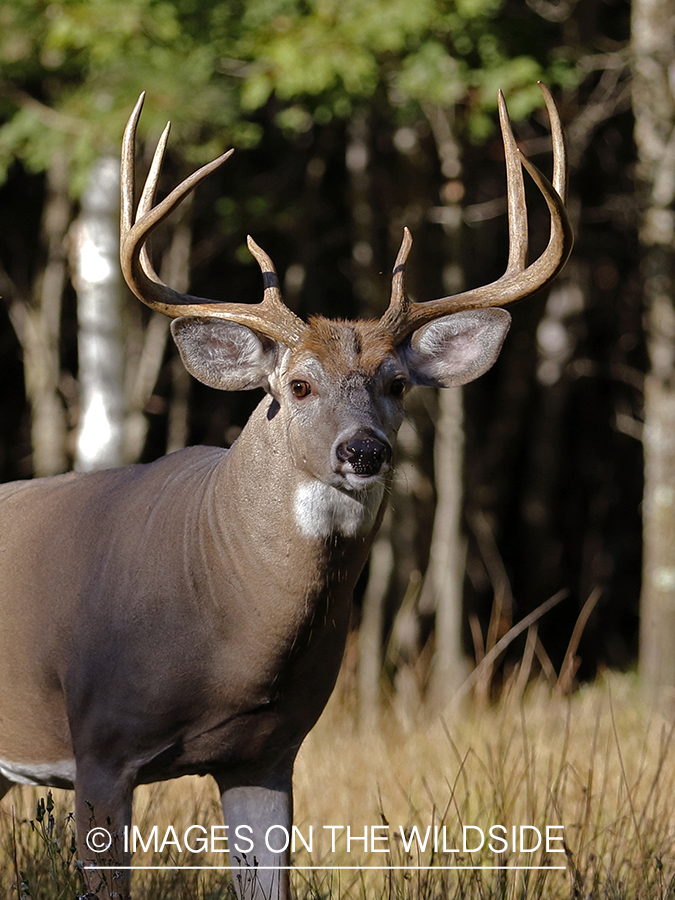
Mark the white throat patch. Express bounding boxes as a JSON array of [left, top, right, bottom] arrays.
[[294, 480, 384, 540]]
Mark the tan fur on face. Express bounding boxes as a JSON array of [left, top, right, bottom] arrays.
[[295, 317, 397, 377]]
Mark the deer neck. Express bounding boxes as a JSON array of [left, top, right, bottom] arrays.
[[208, 395, 387, 594]]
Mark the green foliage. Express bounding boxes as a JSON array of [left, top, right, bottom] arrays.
[[0, 0, 577, 190], [237, 0, 573, 135], [0, 0, 245, 187]]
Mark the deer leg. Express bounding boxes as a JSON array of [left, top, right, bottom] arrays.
[[219, 770, 293, 900], [75, 760, 133, 900]]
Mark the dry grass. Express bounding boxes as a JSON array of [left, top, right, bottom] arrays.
[[3, 672, 675, 898]]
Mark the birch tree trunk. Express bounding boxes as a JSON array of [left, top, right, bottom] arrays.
[[72, 156, 126, 472], [632, 0, 675, 696]]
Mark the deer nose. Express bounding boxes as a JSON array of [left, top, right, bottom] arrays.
[[335, 432, 392, 476]]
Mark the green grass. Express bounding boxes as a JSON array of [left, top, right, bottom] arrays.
[[3, 673, 675, 898]]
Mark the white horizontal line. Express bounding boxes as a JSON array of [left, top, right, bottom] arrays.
[[86, 865, 566, 871]]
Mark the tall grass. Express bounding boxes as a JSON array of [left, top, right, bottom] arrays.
[[2, 673, 674, 898]]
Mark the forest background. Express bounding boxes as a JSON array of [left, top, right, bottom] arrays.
[[0, 0, 672, 721]]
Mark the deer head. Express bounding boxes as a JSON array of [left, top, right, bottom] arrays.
[[120, 86, 572, 515]]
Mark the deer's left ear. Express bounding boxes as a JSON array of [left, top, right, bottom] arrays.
[[402, 309, 511, 388]]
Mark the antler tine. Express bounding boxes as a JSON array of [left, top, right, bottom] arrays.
[[120, 91, 161, 290], [137, 122, 171, 219], [131, 119, 171, 286], [245, 234, 309, 339], [120, 94, 307, 347], [380, 228, 414, 336], [538, 81, 566, 201], [392, 227, 414, 302], [378, 85, 573, 343], [247, 234, 283, 304], [499, 90, 528, 275], [120, 91, 145, 236], [515, 150, 570, 296]]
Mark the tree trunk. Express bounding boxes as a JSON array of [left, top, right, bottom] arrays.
[[72, 156, 126, 472], [351, 108, 395, 723], [424, 105, 469, 708], [641, 380, 675, 691], [428, 387, 467, 706], [358, 511, 393, 729], [346, 108, 380, 316], [632, 0, 675, 697], [22, 152, 70, 476]]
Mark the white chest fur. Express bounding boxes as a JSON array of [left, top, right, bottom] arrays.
[[294, 480, 384, 540]]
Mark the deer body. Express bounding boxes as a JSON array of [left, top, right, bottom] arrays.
[[0, 441, 366, 788], [0, 87, 572, 900], [0, 340, 396, 757]]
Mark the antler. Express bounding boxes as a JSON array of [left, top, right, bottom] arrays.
[[379, 83, 573, 343], [120, 93, 308, 346], [121, 87, 571, 350]]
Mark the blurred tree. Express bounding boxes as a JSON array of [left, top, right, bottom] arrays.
[[0, 0, 255, 472], [72, 155, 125, 471], [16, 150, 71, 476], [632, 0, 675, 697]]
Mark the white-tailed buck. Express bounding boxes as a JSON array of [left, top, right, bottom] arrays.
[[0, 85, 571, 899]]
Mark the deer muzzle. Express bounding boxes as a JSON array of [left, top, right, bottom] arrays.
[[335, 431, 393, 479]]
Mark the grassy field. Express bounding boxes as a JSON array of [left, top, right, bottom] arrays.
[[2, 672, 675, 899]]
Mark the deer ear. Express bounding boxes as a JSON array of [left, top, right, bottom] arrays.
[[403, 309, 511, 388], [171, 317, 279, 391]]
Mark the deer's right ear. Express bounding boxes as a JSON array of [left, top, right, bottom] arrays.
[[171, 317, 279, 392]]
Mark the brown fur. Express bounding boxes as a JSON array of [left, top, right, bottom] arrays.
[[296, 317, 397, 377]]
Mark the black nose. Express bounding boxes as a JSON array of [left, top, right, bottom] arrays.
[[336, 433, 392, 476]]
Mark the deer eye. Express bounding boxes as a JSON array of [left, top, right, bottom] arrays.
[[291, 380, 312, 398], [390, 377, 406, 398]]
